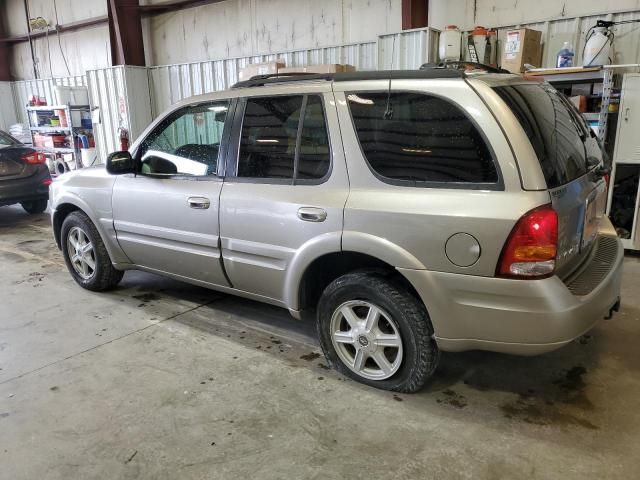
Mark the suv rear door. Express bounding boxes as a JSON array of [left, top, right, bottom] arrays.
[[492, 81, 607, 277], [218, 88, 348, 304]]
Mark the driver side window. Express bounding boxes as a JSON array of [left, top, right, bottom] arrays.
[[138, 100, 230, 176]]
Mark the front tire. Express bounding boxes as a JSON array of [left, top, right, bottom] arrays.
[[317, 271, 439, 393], [21, 199, 48, 214], [61, 211, 124, 291]]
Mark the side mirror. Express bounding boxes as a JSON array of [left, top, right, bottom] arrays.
[[106, 151, 137, 175]]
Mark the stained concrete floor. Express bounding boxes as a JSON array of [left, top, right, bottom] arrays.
[[1, 204, 639, 479]]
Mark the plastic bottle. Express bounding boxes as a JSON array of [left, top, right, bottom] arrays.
[[556, 42, 575, 68], [583, 27, 611, 66]]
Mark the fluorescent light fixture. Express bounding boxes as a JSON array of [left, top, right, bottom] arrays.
[[347, 94, 374, 105], [256, 139, 279, 143], [402, 148, 432, 154], [208, 106, 228, 112]]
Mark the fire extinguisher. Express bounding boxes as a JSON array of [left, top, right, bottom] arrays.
[[118, 127, 130, 151]]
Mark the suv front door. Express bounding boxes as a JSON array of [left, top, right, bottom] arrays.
[[112, 99, 233, 286], [219, 90, 348, 304]]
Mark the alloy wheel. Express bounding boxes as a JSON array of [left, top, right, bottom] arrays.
[[66, 226, 96, 280], [330, 300, 403, 380]]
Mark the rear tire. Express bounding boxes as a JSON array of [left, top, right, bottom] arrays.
[[317, 271, 439, 393], [21, 199, 48, 214], [61, 211, 124, 291]]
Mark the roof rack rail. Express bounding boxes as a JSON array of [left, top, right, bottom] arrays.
[[232, 72, 333, 89], [231, 68, 464, 89]]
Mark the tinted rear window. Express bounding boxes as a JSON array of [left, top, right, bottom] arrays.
[[237, 95, 330, 181], [0, 132, 17, 146], [493, 83, 587, 188], [347, 92, 498, 186]]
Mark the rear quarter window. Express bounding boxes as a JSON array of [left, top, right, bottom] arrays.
[[347, 91, 499, 187]]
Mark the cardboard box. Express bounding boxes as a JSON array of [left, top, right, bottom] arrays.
[[569, 95, 588, 113], [278, 64, 356, 74], [238, 60, 285, 81], [501, 28, 542, 73], [571, 83, 592, 96]]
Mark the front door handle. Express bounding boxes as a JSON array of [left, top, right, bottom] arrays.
[[188, 196, 211, 209], [297, 207, 327, 222]]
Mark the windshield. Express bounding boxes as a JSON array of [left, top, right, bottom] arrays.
[[493, 83, 596, 188]]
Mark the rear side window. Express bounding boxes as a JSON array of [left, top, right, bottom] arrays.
[[347, 92, 498, 186], [493, 83, 587, 188], [0, 132, 17, 146], [237, 95, 330, 182]]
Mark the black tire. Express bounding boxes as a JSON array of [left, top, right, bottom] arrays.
[[317, 271, 439, 393], [61, 211, 124, 291], [21, 199, 48, 214]]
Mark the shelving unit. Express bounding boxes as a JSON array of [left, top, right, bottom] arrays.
[[26, 104, 94, 175], [526, 67, 617, 148]]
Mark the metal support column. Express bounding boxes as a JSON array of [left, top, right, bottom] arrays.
[[0, 16, 11, 80], [402, 0, 429, 30], [108, 0, 146, 66]]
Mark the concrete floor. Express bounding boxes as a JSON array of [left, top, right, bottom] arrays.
[[1, 205, 639, 479]]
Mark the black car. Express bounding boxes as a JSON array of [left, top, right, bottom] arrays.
[[0, 130, 51, 214]]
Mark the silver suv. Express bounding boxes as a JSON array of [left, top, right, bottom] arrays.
[[50, 69, 623, 392]]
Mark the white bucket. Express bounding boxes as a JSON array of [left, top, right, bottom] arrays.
[[81, 148, 97, 168], [439, 26, 462, 61]]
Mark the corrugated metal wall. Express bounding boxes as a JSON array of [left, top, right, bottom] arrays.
[[4, 29, 426, 160], [10, 76, 87, 125], [148, 40, 378, 117], [378, 28, 439, 70], [148, 29, 437, 117], [488, 11, 640, 68], [87, 66, 152, 163]]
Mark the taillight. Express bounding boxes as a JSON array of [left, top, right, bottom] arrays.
[[22, 152, 47, 165], [497, 205, 558, 279], [42, 178, 52, 186]]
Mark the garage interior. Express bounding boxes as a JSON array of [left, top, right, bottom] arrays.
[[1, 1, 640, 478]]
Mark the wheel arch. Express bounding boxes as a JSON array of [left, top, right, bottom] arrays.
[[284, 231, 426, 314], [292, 250, 425, 317], [52, 194, 130, 264], [53, 202, 81, 248]]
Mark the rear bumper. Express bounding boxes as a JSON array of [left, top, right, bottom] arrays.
[[399, 225, 624, 355], [0, 167, 50, 207]]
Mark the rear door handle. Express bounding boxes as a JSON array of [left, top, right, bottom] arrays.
[[297, 207, 327, 222], [188, 196, 211, 209]]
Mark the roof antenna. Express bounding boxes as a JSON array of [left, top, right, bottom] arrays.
[[384, 35, 396, 120]]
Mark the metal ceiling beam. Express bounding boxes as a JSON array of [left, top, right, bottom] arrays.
[[402, 0, 429, 30], [108, 0, 145, 66], [138, 0, 227, 16], [0, 16, 109, 45]]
